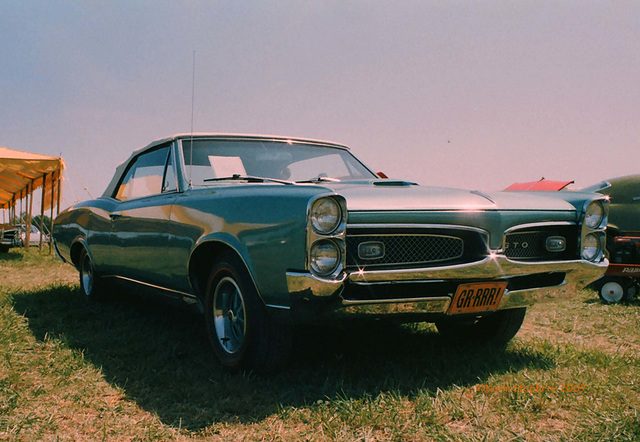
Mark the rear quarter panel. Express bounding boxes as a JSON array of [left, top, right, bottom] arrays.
[[53, 199, 115, 267]]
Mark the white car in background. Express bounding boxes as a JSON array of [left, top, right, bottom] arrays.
[[20, 224, 49, 247]]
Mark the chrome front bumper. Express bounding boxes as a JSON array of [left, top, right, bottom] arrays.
[[286, 255, 608, 316]]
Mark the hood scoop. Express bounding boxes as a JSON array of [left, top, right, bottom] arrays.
[[373, 180, 417, 187]]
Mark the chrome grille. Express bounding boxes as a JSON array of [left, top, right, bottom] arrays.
[[504, 231, 548, 259], [346, 234, 464, 268], [1, 229, 17, 240], [504, 225, 578, 261]]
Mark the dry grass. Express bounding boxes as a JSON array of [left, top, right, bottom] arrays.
[[1, 248, 639, 440]]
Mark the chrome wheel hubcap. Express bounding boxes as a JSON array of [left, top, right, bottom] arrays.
[[213, 276, 246, 354], [81, 255, 94, 295]]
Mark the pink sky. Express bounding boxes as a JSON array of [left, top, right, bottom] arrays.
[[1, 1, 638, 208]]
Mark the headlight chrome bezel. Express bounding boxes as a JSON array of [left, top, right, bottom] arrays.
[[306, 195, 347, 278], [309, 239, 342, 276], [584, 200, 605, 229], [581, 232, 603, 261], [580, 197, 608, 263], [310, 197, 342, 235]]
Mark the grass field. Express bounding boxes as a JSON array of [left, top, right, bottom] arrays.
[[1, 249, 638, 441]]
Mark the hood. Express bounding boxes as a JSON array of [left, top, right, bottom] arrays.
[[324, 181, 577, 212]]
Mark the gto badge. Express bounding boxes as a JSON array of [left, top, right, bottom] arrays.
[[546, 236, 566, 252], [505, 241, 528, 250], [358, 241, 385, 260]]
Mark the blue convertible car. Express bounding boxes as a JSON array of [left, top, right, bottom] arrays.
[[53, 134, 608, 372]]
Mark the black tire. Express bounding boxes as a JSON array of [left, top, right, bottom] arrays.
[[435, 307, 527, 345], [204, 252, 291, 373], [0, 245, 9, 253], [78, 248, 109, 301], [597, 277, 636, 304]]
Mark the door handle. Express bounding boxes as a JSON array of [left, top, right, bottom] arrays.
[[109, 213, 123, 220]]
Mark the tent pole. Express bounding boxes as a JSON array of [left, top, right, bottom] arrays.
[[26, 180, 34, 249], [23, 184, 29, 249], [56, 166, 62, 215], [39, 173, 46, 252], [49, 170, 55, 254]]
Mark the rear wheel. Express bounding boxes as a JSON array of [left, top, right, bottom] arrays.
[[204, 253, 291, 373], [435, 307, 527, 345], [78, 248, 109, 300]]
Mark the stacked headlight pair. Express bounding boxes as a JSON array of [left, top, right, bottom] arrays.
[[580, 199, 608, 261], [307, 196, 347, 277]]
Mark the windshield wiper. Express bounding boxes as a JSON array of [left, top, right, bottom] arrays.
[[203, 174, 294, 185], [295, 176, 342, 184]]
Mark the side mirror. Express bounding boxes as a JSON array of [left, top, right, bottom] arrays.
[[376, 171, 389, 179]]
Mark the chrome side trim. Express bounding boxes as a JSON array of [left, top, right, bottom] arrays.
[[265, 304, 291, 310], [103, 275, 197, 299]]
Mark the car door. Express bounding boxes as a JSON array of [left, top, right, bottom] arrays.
[[108, 142, 181, 289]]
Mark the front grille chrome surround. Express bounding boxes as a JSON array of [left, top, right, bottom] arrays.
[[504, 224, 579, 262], [345, 225, 489, 270], [347, 234, 463, 268]]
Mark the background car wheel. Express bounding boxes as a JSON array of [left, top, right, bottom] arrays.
[[204, 253, 291, 373], [0, 245, 9, 253], [598, 277, 636, 304], [78, 248, 109, 300], [435, 307, 527, 345], [626, 281, 639, 301]]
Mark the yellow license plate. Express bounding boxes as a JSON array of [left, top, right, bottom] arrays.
[[448, 282, 507, 315]]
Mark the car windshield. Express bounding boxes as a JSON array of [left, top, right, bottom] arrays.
[[181, 139, 377, 187]]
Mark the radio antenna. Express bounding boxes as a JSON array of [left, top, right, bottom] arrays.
[[188, 50, 196, 189]]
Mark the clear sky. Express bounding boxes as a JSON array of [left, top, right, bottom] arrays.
[[1, 1, 639, 208]]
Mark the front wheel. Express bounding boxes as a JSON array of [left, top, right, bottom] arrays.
[[435, 307, 527, 345], [204, 253, 291, 373]]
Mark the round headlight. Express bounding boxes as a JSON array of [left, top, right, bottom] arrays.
[[309, 240, 341, 275], [310, 197, 342, 234], [581, 233, 602, 261], [585, 201, 605, 229]]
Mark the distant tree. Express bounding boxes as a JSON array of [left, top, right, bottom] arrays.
[[10, 212, 52, 235], [32, 215, 52, 235]]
